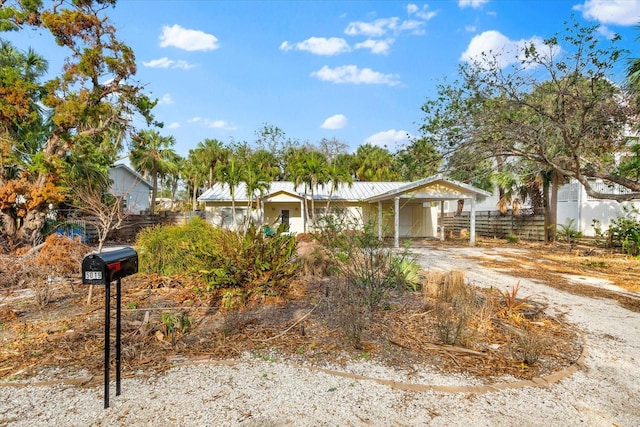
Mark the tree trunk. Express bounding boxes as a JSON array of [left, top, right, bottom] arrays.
[[192, 181, 198, 211], [455, 199, 464, 216], [549, 172, 559, 242], [19, 210, 46, 246], [0, 211, 17, 248], [543, 177, 551, 243]]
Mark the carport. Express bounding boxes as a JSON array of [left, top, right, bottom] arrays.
[[365, 175, 492, 247]]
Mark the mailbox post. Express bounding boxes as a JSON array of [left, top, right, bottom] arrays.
[[82, 247, 138, 409]]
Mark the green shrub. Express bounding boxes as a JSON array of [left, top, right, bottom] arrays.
[[608, 205, 640, 256], [593, 206, 640, 256], [556, 218, 583, 244], [316, 215, 398, 311], [506, 233, 519, 243], [136, 217, 299, 296]]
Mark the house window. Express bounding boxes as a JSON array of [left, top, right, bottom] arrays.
[[558, 183, 579, 202], [220, 207, 247, 227]]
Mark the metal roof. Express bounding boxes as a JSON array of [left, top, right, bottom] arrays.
[[197, 177, 492, 203], [198, 181, 406, 202]]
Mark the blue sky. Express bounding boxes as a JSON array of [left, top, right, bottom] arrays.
[[6, 0, 640, 157]]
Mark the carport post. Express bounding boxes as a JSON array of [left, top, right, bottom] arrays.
[[394, 197, 400, 248], [378, 201, 383, 240], [470, 197, 476, 246], [440, 201, 445, 241]]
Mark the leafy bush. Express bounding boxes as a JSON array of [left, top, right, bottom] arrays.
[[608, 205, 640, 256], [592, 206, 640, 256], [136, 217, 299, 297], [315, 215, 399, 311], [506, 233, 519, 243], [556, 218, 583, 244]]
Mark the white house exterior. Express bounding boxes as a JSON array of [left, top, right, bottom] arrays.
[[556, 181, 640, 236], [449, 179, 640, 237], [108, 164, 152, 214], [198, 176, 491, 246]]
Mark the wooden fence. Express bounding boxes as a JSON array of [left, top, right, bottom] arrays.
[[107, 211, 203, 242], [443, 211, 546, 241]]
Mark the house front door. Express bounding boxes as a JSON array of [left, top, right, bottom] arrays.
[[281, 209, 290, 231]]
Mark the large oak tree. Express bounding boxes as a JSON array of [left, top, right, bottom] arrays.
[[421, 20, 639, 206], [0, 0, 157, 248]]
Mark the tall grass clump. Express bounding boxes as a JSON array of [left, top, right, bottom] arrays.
[[136, 217, 299, 297]]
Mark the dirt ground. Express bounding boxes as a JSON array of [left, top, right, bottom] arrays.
[[1, 237, 638, 387]]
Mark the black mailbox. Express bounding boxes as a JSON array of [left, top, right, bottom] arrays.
[[82, 247, 138, 285]]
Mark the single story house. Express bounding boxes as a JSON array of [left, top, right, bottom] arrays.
[[197, 175, 491, 246], [109, 164, 152, 214]]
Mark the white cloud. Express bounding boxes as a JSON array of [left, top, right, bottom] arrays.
[[159, 24, 219, 51], [365, 129, 412, 150], [574, 0, 640, 26], [206, 119, 237, 130], [280, 37, 350, 55], [407, 4, 437, 21], [142, 57, 195, 69], [167, 122, 180, 129], [354, 39, 393, 55], [321, 114, 347, 130], [459, 0, 490, 8], [157, 93, 174, 105], [460, 30, 551, 69], [311, 65, 401, 86], [465, 25, 477, 32], [187, 117, 202, 123], [597, 25, 618, 39], [345, 18, 399, 37]]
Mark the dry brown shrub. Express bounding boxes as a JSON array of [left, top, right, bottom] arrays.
[[423, 269, 467, 304], [295, 233, 314, 243], [510, 327, 545, 365], [35, 234, 90, 277], [422, 270, 445, 302], [300, 247, 332, 278]]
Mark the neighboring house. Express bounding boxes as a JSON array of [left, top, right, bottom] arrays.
[[556, 180, 640, 236], [198, 175, 491, 246], [108, 164, 152, 214], [449, 179, 640, 237]]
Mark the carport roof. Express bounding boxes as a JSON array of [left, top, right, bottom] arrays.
[[364, 175, 491, 203]]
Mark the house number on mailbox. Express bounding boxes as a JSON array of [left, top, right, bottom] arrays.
[[85, 271, 103, 281]]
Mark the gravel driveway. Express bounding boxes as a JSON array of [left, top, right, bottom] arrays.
[[2, 245, 639, 426]]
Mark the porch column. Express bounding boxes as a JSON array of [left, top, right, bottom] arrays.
[[470, 197, 476, 246], [394, 197, 400, 248], [260, 199, 265, 226], [378, 201, 383, 240], [440, 201, 445, 241], [301, 199, 306, 233]]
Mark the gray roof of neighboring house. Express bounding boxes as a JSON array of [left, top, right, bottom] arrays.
[[109, 163, 153, 189], [198, 176, 491, 203]]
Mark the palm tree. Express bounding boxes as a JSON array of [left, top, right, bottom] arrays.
[[161, 151, 183, 210], [217, 151, 243, 230], [129, 129, 177, 214], [243, 151, 272, 230], [184, 148, 207, 211], [287, 149, 329, 227], [196, 138, 226, 188], [353, 143, 400, 181], [324, 158, 353, 216]]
